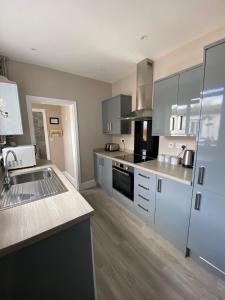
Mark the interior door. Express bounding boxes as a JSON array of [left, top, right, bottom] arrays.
[[188, 187, 225, 279], [32, 111, 47, 160], [194, 41, 225, 196]]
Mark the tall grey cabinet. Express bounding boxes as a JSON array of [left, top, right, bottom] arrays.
[[152, 65, 202, 136], [102, 95, 132, 134], [188, 39, 225, 280]]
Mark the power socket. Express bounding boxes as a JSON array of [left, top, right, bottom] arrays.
[[168, 142, 174, 149], [175, 143, 186, 149]]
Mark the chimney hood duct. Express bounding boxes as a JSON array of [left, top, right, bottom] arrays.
[[122, 58, 153, 121]]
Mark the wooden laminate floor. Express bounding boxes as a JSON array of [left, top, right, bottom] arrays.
[[81, 187, 225, 300]]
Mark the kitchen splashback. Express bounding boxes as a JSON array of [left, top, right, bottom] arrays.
[[112, 134, 196, 156]]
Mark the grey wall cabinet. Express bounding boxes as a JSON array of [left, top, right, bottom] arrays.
[[95, 154, 112, 196], [188, 39, 225, 280], [134, 168, 156, 225], [177, 65, 203, 136], [102, 95, 132, 134], [152, 65, 202, 136], [155, 177, 192, 253], [0, 81, 23, 135], [152, 75, 179, 136]]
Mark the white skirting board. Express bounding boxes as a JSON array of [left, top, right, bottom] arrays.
[[63, 171, 96, 190], [63, 171, 77, 188], [79, 179, 96, 191]]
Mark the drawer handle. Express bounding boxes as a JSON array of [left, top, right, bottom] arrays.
[[194, 193, 201, 210], [138, 173, 150, 179], [138, 194, 150, 202], [197, 166, 205, 185], [138, 204, 149, 212], [138, 184, 149, 191]]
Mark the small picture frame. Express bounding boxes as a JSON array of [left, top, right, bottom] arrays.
[[49, 117, 59, 125]]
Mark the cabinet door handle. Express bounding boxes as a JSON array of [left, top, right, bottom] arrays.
[[138, 204, 149, 212], [107, 122, 110, 132], [157, 178, 162, 193], [110, 122, 112, 132], [194, 193, 201, 210], [197, 166, 205, 185], [138, 184, 149, 191], [179, 115, 183, 131], [170, 116, 175, 132]]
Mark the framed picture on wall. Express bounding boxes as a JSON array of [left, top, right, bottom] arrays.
[[49, 117, 59, 125]]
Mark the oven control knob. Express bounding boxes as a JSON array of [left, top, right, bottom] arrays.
[[125, 166, 129, 171]]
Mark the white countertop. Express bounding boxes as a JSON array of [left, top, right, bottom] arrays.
[[94, 150, 193, 186], [0, 163, 94, 257]]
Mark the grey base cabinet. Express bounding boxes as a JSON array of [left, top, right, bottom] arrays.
[[134, 168, 156, 225], [155, 177, 192, 253], [94, 154, 112, 196], [0, 219, 95, 300], [188, 187, 225, 280]]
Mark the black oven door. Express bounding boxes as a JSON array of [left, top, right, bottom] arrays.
[[112, 167, 134, 201]]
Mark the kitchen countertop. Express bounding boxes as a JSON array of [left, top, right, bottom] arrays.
[[0, 163, 94, 258], [94, 150, 193, 186]]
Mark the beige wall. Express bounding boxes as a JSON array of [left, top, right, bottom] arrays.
[[112, 26, 225, 154], [32, 103, 65, 171], [61, 106, 74, 178], [8, 60, 112, 182]]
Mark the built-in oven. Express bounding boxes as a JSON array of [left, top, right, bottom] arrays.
[[112, 161, 134, 201]]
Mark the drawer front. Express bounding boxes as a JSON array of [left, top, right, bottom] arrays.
[[134, 169, 156, 193], [134, 169, 156, 224], [134, 188, 155, 212]]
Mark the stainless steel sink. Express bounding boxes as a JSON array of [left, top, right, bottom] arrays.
[[0, 168, 68, 210], [10, 168, 52, 185]]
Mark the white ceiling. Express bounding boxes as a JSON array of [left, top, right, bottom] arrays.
[[1, 0, 225, 83]]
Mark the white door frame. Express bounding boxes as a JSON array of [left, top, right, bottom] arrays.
[[26, 95, 81, 190], [32, 108, 51, 160]]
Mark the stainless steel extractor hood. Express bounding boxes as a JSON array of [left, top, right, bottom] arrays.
[[122, 58, 153, 121]]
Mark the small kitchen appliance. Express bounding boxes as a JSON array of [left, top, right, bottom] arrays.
[[2, 145, 36, 169], [182, 150, 195, 168], [105, 143, 119, 152]]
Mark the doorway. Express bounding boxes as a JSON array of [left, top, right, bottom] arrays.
[[26, 96, 81, 190], [32, 108, 50, 160]]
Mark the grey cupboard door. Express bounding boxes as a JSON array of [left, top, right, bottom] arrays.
[[95, 155, 103, 186], [188, 187, 225, 280], [194, 41, 225, 196], [152, 75, 179, 136], [177, 65, 203, 136], [102, 157, 112, 196], [155, 177, 192, 253], [108, 96, 121, 134], [102, 100, 110, 133]]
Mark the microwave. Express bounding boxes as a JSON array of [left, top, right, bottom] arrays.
[[2, 145, 36, 170]]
